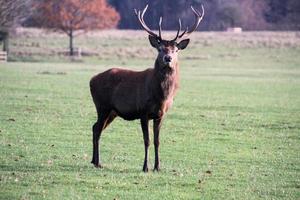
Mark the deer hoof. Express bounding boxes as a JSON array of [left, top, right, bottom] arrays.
[[143, 166, 149, 172], [153, 166, 160, 172], [91, 161, 103, 168], [94, 164, 103, 168]]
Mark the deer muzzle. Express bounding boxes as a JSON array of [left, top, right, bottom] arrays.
[[163, 55, 172, 64]]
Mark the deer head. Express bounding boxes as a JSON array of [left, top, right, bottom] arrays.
[[135, 5, 204, 70]]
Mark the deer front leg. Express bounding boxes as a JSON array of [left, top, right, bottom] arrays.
[[153, 118, 163, 171], [140, 116, 150, 172]]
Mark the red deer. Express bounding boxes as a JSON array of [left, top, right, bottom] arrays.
[[90, 5, 204, 172]]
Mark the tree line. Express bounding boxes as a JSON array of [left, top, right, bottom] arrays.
[[1, 0, 299, 32], [109, 0, 300, 31]]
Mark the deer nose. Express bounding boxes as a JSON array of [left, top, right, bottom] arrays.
[[163, 55, 172, 63]]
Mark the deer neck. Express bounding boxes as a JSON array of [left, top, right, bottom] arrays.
[[152, 60, 179, 100]]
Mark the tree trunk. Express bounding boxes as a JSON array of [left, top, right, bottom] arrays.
[[69, 29, 74, 56], [3, 33, 9, 54]]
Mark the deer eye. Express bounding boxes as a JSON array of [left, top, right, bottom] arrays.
[[158, 46, 164, 52]]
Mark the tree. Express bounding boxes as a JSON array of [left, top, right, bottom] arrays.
[[265, 0, 300, 30], [215, 5, 243, 30], [0, 0, 31, 53], [35, 0, 120, 56], [265, 0, 287, 24], [285, 0, 300, 30], [239, 0, 269, 30]]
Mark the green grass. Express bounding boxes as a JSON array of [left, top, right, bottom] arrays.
[[0, 30, 300, 199]]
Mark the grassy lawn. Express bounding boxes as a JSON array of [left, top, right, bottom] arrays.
[[0, 30, 300, 199]]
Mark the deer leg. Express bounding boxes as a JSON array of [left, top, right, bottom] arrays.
[[153, 118, 163, 171], [141, 116, 150, 172], [103, 111, 117, 130], [91, 111, 109, 168]]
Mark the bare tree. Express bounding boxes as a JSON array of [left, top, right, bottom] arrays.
[[0, 0, 31, 52]]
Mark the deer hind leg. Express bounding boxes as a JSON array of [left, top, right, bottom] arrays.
[[91, 110, 110, 168], [103, 111, 117, 130]]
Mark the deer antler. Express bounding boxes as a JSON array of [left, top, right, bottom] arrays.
[[135, 4, 162, 40], [135, 4, 204, 42], [158, 16, 162, 39], [171, 18, 182, 42], [173, 4, 205, 41]]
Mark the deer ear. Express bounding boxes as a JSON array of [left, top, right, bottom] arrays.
[[177, 39, 190, 50], [148, 35, 160, 49]]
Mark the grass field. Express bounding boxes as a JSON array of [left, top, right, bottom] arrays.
[[1, 30, 300, 199]]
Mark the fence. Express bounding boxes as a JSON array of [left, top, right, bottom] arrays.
[[0, 51, 7, 62]]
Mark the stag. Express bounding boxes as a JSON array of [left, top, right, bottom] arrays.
[[90, 5, 204, 172]]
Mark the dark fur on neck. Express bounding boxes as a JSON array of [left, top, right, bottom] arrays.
[[152, 60, 179, 100]]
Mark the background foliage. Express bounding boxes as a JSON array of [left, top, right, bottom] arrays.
[[108, 0, 300, 30], [1, 0, 300, 31]]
